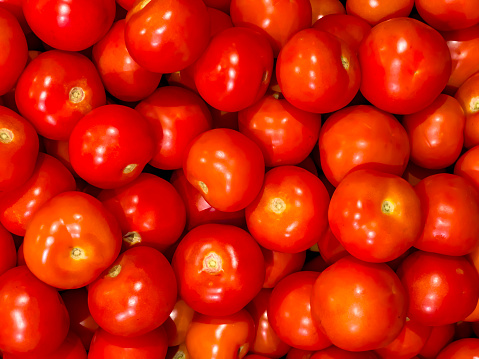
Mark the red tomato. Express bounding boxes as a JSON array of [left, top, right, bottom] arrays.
[[15, 50, 106, 140], [172, 224, 265, 316], [268, 271, 331, 351], [261, 246, 306, 288], [88, 246, 177, 337], [455, 146, 479, 191], [0, 0, 29, 33], [0, 106, 39, 192], [246, 166, 330, 253], [208, 7, 234, 36], [418, 324, 455, 359], [0, 266, 70, 355], [318, 105, 410, 187], [0, 223, 16, 276], [135, 86, 213, 170], [23, 191, 122, 289], [311, 347, 379, 358], [286, 348, 316, 359], [276, 29, 360, 114], [22, 0, 115, 51], [0, 153, 76, 236], [436, 338, 479, 358], [88, 326, 168, 359], [163, 299, 195, 347], [310, 256, 407, 351], [92, 19, 162, 102], [414, 173, 479, 256], [455, 72, 479, 148], [124, 0, 210, 73], [0, 8, 27, 96], [194, 27, 274, 112], [401, 161, 444, 187], [183, 128, 265, 212], [68, 105, 154, 189], [316, 226, 348, 265], [310, 0, 345, 23], [42, 138, 77, 175], [358, 18, 451, 114], [346, 0, 413, 26], [416, 0, 479, 31]]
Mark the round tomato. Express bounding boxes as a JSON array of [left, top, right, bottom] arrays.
[[310, 0, 345, 23], [418, 324, 455, 359], [455, 72, 479, 148], [415, 0, 479, 31], [454, 146, 479, 190], [436, 338, 479, 358], [346, 0, 413, 25], [311, 347, 378, 358], [261, 246, 306, 289], [163, 299, 195, 347]]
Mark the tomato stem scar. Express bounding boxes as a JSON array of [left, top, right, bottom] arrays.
[[198, 181, 208, 194], [69, 87, 85, 104], [0, 128, 13, 143], [123, 231, 142, 245], [470, 97, 479, 113], [123, 163, 138, 174], [341, 56, 350, 70], [270, 198, 286, 214], [201, 252, 223, 275], [381, 200, 395, 214], [71, 247, 86, 260], [108, 265, 122, 278]]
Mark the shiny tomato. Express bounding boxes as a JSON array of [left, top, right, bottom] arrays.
[[125, 0, 210, 73], [92, 19, 162, 102], [0, 223, 16, 276], [88, 246, 177, 337], [416, 0, 479, 31], [310, 256, 407, 351], [310, 0, 345, 23], [0, 266, 70, 355], [358, 18, 451, 114], [346, 0, 413, 25], [68, 105, 154, 189], [135, 86, 213, 170], [418, 324, 455, 359], [0, 106, 39, 192], [436, 338, 479, 358], [172, 224, 265, 316], [276, 29, 360, 114], [15, 50, 106, 140], [23, 191, 122, 289], [163, 299, 195, 347], [311, 347, 379, 358], [261, 246, 306, 288], [183, 128, 265, 212], [318, 105, 410, 187], [246, 166, 330, 253], [455, 146, 479, 190], [22, 0, 115, 51]]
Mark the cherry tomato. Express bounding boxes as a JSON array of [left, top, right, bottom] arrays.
[[346, 0, 414, 26], [163, 299, 195, 347], [418, 324, 455, 359], [455, 146, 479, 191], [261, 246, 306, 288], [311, 347, 379, 358], [0, 223, 16, 276], [23, 191, 122, 289], [415, 0, 479, 32], [310, 0, 345, 23], [436, 338, 479, 358]]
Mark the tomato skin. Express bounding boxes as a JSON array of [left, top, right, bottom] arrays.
[[23, 191, 122, 289], [436, 338, 479, 358], [397, 251, 479, 326], [92, 19, 162, 103], [88, 246, 177, 337], [183, 128, 265, 212], [163, 299, 195, 347], [358, 18, 451, 115], [15, 50, 106, 141], [318, 105, 410, 187], [416, 0, 479, 32], [418, 324, 455, 359], [208, 7, 233, 36], [316, 226, 348, 265], [135, 86, 213, 170], [310, 0, 345, 23], [88, 326, 168, 359], [172, 224, 265, 316], [261, 246, 306, 288], [311, 347, 379, 358], [22, 0, 115, 51], [0, 106, 39, 192], [310, 256, 407, 351], [69, 105, 155, 189], [0, 153, 76, 236], [0, 266, 70, 355], [246, 166, 330, 253], [414, 173, 479, 256], [0, 8, 27, 96], [455, 72, 479, 148], [0, 223, 16, 276], [454, 146, 479, 191], [346, 0, 413, 26]]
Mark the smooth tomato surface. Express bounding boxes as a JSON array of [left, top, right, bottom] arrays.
[[454, 145, 479, 190], [346, 0, 413, 25], [261, 247, 306, 289], [163, 299, 195, 347], [415, 0, 479, 31]]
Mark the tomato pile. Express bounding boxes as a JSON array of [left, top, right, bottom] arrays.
[[2, 0, 479, 358]]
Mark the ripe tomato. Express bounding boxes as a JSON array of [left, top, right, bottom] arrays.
[[0, 266, 70, 355], [318, 105, 410, 187], [208, 7, 234, 36], [415, 0, 479, 31], [276, 29, 360, 114], [163, 299, 195, 347], [286, 348, 316, 359], [454, 146, 479, 190], [183, 128, 265, 212], [455, 72, 479, 148], [418, 324, 455, 359], [172, 224, 265, 316], [261, 246, 306, 288], [23, 191, 122, 289], [310, 256, 407, 351], [246, 166, 330, 253], [436, 338, 479, 358], [310, 0, 345, 23], [69, 105, 155, 189], [358, 18, 451, 114], [88, 246, 177, 337], [15, 50, 106, 141], [316, 226, 348, 265], [0, 223, 16, 276], [345, 0, 414, 26], [311, 347, 378, 358]]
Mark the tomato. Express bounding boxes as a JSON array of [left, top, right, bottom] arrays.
[[183, 128, 265, 212], [15, 50, 106, 140], [0, 8, 27, 96], [88, 246, 177, 337], [124, 0, 210, 73], [208, 7, 234, 36], [318, 105, 410, 187], [286, 348, 315, 359], [92, 19, 162, 102], [328, 169, 422, 262], [310, 0, 345, 23], [316, 226, 348, 265], [88, 326, 168, 359], [436, 338, 479, 358], [185, 310, 255, 359], [268, 271, 331, 351], [455, 72, 479, 148], [23, 191, 122, 289], [230, 0, 312, 56], [416, 0, 479, 32], [194, 27, 274, 112], [0, 106, 39, 192], [135, 86, 213, 170], [418, 324, 455, 359], [69, 105, 154, 189], [276, 29, 360, 114], [414, 173, 479, 256], [358, 18, 451, 114], [246, 166, 330, 253], [0, 266, 70, 355], [261, 246, 306, 288], [22, 0, 115, 51], [238, 94, 321, 167], [454, 146, 479, 190], [346, 0, 413, 26], [401, 161, 444, 187], [0, 0, 29, 33], [172, 224, 265, 316], [310, 256, 407, 351], [0, 223, 16, 276], [163, 299, 195, 347], [311, 347, 379, 358]]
